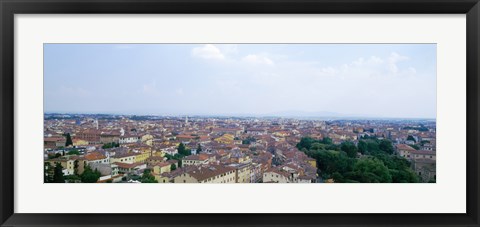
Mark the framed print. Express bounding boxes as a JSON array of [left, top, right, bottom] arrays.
[[1, 0, 479, 226]]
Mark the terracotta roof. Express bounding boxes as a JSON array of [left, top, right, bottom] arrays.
[[396, 144, 416, 151], [44, 137, 65, 142], [186, 165, 235, 182], [84, 152, 106, 161]]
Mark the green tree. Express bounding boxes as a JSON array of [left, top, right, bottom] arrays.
[[242, 136, 257, 145], [65, 133, 73, 147], [73, 160, 79, 175], [48, 153, 62, 159], [358, 140, 368, 154], [170, 164, 177, 171], [53, 162, 65, 183], [197, 144, 202, 154], [409, 144, 420, 150], [296, 137, 316, 150], [341, 141, 358, 158], [44, 162, 54, 183], [64, 174, 81, 183], [321, 137, 333, 145], [331, 172, 345, 183], [140, 169, 158, 183], [67, 149, 80, 155], [350, 158, 392, 183], [379, 140, 395, 154], [102, 142, 120, 149], [407, 135, 416, 142], [81, 165, 101, 183], [177, 143, 190, 156]]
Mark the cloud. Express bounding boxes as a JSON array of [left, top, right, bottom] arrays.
[[242, 54, 274, 65], [191, 44, 225, 60], [337, 52, 415, 78], [387, 52, 409, 73], [352, 56, 384, 66], [218, 44, 238, 54]]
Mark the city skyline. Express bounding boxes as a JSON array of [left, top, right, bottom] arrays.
[[44, 44, 436, 118]]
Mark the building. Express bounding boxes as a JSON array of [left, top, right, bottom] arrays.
[[84, 151, 109, 165], [100, 131, 120, 144], [173, 165, 236, 183], [45, 157, 76, 175], [110, 153, 136, 164], [395, 144, 417, 159], [182, 154, 214, 166], [114, 162, 147, 174], [263, 169, 290, 183], [44, 137, 66, 150], [228, 163, 253, 183], [119, 134, 141, 144], [76, 129, 101, 144]]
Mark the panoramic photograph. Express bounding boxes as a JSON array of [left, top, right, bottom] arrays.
[[43, 44, 436, 183]]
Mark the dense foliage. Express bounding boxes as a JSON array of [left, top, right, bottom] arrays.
[[102, 142, 120, 149], [81, 165, 101, 183], [197, 144, 202, 154], [242, 136, 257, 145], [140, 169, 158, 183], [297, 137, 418, 183], [177, 143, 191, 156], [53, 163, 65, 183], [67, 149, 80, 155], [65, 133, 73, 147]]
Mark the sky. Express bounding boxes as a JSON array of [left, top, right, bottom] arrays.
[[44, 44, 436, 119]]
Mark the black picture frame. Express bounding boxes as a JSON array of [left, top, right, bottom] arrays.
[[1, 0, 479, 226]]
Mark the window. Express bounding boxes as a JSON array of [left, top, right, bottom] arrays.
[[183, 180, 186, 183]]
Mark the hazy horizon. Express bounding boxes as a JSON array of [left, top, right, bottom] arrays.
[[44, 44, 436, 119]]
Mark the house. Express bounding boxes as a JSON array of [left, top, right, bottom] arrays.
[[395, 144, 417, 159], [152, 162, 172, 175], [154, 167, 184, 183], [99, 131, 120, 144], [147, 156, 166, 166], [44, 137, 66, 150], [114, 162, 147, 174], [110, 153, 136, 164], [173, 165, 236, 183], [75, 129, 101, 144], [263, 168, 291, 183], [72, 138, 89, 147], [228, 163, 253, 183], [410, 150, 436, 161], [84, 151, 109, 165], [214, 134, 235, 144], [119, 133, 141, 144], [45, 157, 76, 175], [89, 162, 120, 182], [182, 154, 215, 166], [412, 159, 436, 182]]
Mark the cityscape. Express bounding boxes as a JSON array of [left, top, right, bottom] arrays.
[[44, 114, 436, 183], [44, 44, 436, 183]]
